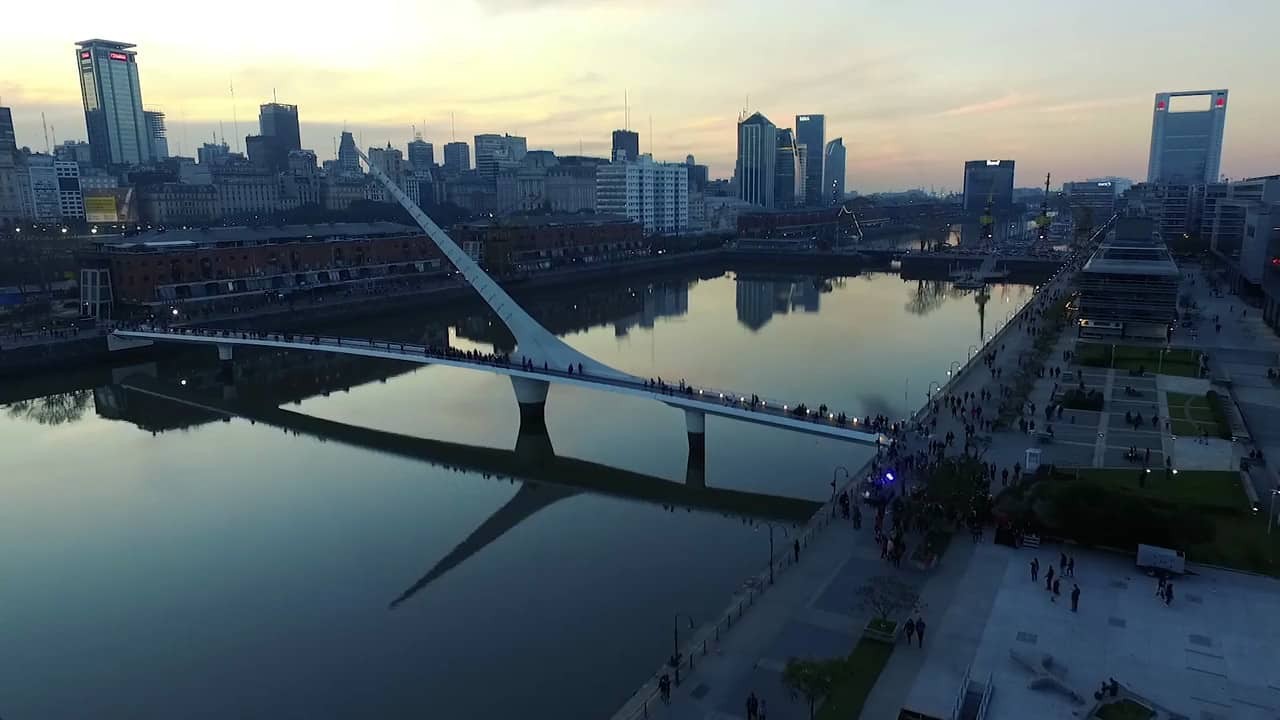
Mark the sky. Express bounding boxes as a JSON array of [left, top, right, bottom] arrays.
[[2, 0, 1278, 192]]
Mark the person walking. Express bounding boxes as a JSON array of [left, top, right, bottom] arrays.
[[1164, 581, 1174, 606], [746, 691, 759, 720], [759, 699, 767, 720], [1031, 557, 1040, 582], [1071, 584, 1080, 612], [904, 618, 916, 646], [1060, 552, 1067, 570], [793, 539, 800, 564], [1066, 556, 1075, 577], [1052, 577, 1061, 602], [1045, 564, 1055, 591], [915, 616, 927, 648]]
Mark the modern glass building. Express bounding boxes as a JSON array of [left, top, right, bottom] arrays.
[[795, 114, 824, 206], [443, 141, 470, 174], [1078, 240, 1180, 339], [736, 112, 777, 208], [76, 39, 152, 167], [823, 138, 846, 206], [962, 160, 1015, 213], [773, 129, 798, 208], [611, 129, 639, 162], [144, 110, 168, 160], [1147, 90, 1228, 185]]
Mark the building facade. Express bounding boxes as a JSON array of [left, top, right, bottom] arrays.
[[823, 138, 846, 205], [407, 137, 434, 171], [1147, 89, 1228, 185], [76, 39, 152, 167], [26, 157, 62, 222], [137, 183, 217, 223], [611, 129, 639, 162], [596, 155, 689, 235], [1064, 181, 1117, 223], [474, 134, 527, 186], [452, 215, 643, 274], [737, 112, 777, 209], [337, 131, 361, 176], [962, 160, 1015, 213], [443, 141, 470, 173], [144, 110, 168, 160], [212, 165, 280, 218], [795, 114, 824, 207], [774, 129, 798, 209]]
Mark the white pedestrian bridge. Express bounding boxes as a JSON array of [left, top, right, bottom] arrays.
[[110, 326, 886, 455]]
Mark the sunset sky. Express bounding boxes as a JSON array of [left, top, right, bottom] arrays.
[[3, 0, 1278, 192]]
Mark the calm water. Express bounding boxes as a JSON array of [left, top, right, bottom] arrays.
[[0, 269, 1030, 719]]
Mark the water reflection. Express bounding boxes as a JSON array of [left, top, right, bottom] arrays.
[[733, 275, 830, 331], [3, 389, 92, 425]]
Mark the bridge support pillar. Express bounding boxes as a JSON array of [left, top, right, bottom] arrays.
[[216, 344, 234, 362], [511, 376, 549, 433], [216, 343, 235, 382], [685, 409, 706, 470]]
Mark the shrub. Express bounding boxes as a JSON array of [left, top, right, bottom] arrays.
[[1060, 388, 1105, 411], [1035, 479, 1214, 551], [1204, 390, 1232, 440]]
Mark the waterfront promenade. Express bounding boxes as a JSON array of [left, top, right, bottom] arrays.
[[612, 257, 1083, 720]]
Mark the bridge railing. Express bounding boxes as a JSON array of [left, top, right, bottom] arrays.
[[118, 325, 885, 438]]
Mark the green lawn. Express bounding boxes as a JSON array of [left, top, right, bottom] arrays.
[[1095, 698, 1156, 720], [1166, 391, 1227, 439], [1191, 511, 1280, 577], [817, 640, 895, 720], [1067, 469, 1247, 512], [1076, 343, 1202, 377]]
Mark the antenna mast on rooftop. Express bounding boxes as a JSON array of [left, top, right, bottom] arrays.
[[229, 79, 241, 152], [41, 113, 49, 153]]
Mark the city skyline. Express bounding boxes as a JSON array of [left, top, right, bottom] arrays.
[[2, 0, 1279, 191]]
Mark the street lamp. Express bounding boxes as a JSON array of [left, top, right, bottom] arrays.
[[832, 465, 850, 516], [968, 344, 980, 360], [949, 360, 962, 378], [1269, 488, 1280, 536], [756, 521, 791, 584], [671, 613, 695, 686]]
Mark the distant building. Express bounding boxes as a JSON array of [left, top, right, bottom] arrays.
[[321, 174, 366, 211], [611, 129, 639, 162], [144, 110, 168, 160], [137, 183, 217, 223], [1201, 176, 1280, 291], [211, 164, 279, 218], [823, 138, 846, 205], [337, 131, 361, 176], [55, 140, 94, 166], [75, 39, 152, 167], [1064, 181, 1117, 222], [474, 133, 526, 185], [737, 112, 777, 208], [685, 154, 709, 193], [795, 114, 824, 207], [407, 136, 434, 171], [198, 142, 231, 166], [0, 106, 14, 154], [54, 160, 85, 219], [545, 163, 597, 213], [962, 160, 1015, 213], [1126, 183, 1200, 245], [259, 103, 301, 153], [443, 141, 470, 173], [280, 150, 320, 210], [774, 129, 798, 209], [1148, 90, 1228, 185], [596, 155, 689, 235], [453, 215, 643, 274], [25, 156, 62, 222]]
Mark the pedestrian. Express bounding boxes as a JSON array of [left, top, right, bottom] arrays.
[[1060, 551, 1067, 570], [1052, 578, 1061, 602], [915, 616, 927, 648], [793, 539, 800, 564], [659, 674, 671, 703], [904, 618, 916, 645], [1066, 556, 1075, 577], [1164, 581, 1174, 606], [1031, 557, 1040, 582], [759, 699, 767, 720], [746, 691, 759, 720], [1045, 565, 1055, 591], [1071, 584, 1080, 612]]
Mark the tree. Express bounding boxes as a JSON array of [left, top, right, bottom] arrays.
[[782, 657, 842, 720], [856, 575, 920, 623]]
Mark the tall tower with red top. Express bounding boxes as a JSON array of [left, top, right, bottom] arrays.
[[1147, 89, 1228, 185]]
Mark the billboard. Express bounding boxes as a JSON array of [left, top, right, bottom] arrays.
[[85, 195, 118, 223]]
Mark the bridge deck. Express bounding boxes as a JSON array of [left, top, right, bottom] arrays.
[[113, 328, 885, 447]]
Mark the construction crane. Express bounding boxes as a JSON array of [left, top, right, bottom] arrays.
[[1035, 172, 1052, 242]]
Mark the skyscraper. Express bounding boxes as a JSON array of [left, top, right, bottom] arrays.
[[407, 136, 434, 171], [443, 141, 470, 173], [144, 110, 168, 160], [76, 39, 152, 167], [474, 133, 526, 185], [962, 160, 1015, 213], [259, 103, 301, 153], [795, 114, 824, 206], [823, 138, 846, 205], [0, 107, 15, 155], [774, 129, 798, 208], [737, 112, 777, 208], [612, 129, 639, 162], [337, 131, 360, 175], [1147, 89, 1228, 185]]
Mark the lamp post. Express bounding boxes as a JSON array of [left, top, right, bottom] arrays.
[[757, 522, 790, 585], [832, 465, 849, 516], [968, 344, 980, 360], [671, 613, 695, 685], [948, 360, 962, 380], [1269, 488, 1279, 536]]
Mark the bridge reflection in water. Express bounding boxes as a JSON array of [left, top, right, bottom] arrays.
[[99, 372, 817, 610]]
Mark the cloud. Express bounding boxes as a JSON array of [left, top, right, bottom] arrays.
[[473, 0, 616, 13], [937, 93, 1028, 117], [1034, 96, 1143, 114]]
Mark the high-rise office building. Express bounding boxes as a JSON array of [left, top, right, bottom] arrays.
[[407, 136, 434, 171], [823, 138, 846, 205], [443, 141, 470, 173], [0, 107, 15, 155], [1147, 89, 1228, 185], [1064, 181, 1117, 220], [259, 103, 301, 152], [596, 155, 688, 235], [795, 114, 824, 206], [685, 154, 709, 193], [198, 141, 231, 166], [144, 110, 168, 160], [774, 129, 798, 208], [962, 160, 1015, 213], [612, 129, 639, 162], [737, 112, 777, 208], [337, 131, 361, 175], [474, 133, 526, 185], [75, 39, 152, 167]]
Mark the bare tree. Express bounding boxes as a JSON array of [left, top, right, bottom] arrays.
[[856, 575, 920, 623]]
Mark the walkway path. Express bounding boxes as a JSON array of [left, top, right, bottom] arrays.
[[620, 254, 1087, 719]]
